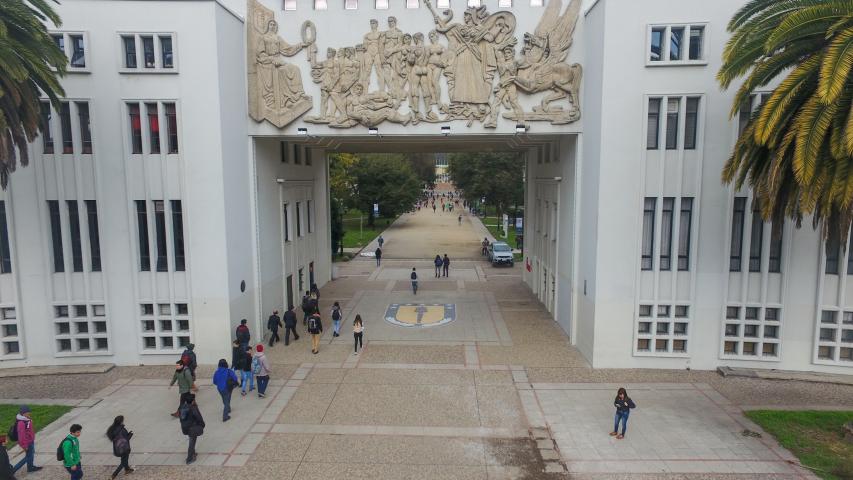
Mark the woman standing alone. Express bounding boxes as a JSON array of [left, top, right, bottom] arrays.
[[609, 387, 636, 439], [106, 415, 134, 478], [353, 314, 365, 355]]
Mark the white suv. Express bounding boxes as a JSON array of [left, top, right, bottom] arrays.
[[488, 241, 514, 267]]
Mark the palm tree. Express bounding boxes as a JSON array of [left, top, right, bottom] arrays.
[[0, 0, 67, 188], [718, 0, 853, 244]]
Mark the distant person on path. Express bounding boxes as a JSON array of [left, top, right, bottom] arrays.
[[375, 247, 382, 267], [178, 394, 204, 465], [331, 301, 342, 337], [432, 203, 436, 213], [378, 235, 384, 248], [442, 254, 450, 277], [12, 405, 41, 474], [301, 292, 312, 326], [180, 343, 198, 381], [310, 283, 321, 301], [106, 415, 134, 479], [353, 314, 364, 355], [253, 344, 271, 398], [441, 203, 445, 212], [609, 387, 636, 439], [0, 434, 15, 480], [411, 268, 418, 294], [458, 214, 462, 225], [283, 305, 300, 345], [61, 424, 82, 480], [308, 311, 324, 354], [235, 319, 251, 349], [213, 359, 238, 421], [481, 237, 490, 256], [267, 310, 282, 347], [170, 360, 196, 417], [433, 255, 442, 278], [239, 346, 254, 396]]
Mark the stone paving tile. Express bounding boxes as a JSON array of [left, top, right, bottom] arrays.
[[342, 367, 474, 385], [303, 368, 347, 384], [478, 343, 589, 368], [357, 344, 465, 364], [300, 434, 485, 466], [292, 462, 489, 480], [264, 343, 353, 365], [251, 434, 314, 462], [474, 369, 514, 385], [278, 383, 339, 424], [476, 385, 526, 429]]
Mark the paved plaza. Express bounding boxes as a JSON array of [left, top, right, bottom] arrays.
[[1, 208, 849, 478]]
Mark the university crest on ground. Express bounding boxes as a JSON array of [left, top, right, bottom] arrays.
[[385, 303, 456, 328]]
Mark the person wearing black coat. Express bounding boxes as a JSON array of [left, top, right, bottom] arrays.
[[179, 394, 205, 464], [230, 339, 242, 384], [609, 387, 636, 439], [283, 306, 300, 345], [235, 319, 251, 349], [106, 415, 134, 479], [267, 311, 282, 347], [0, 434, 16, 480]]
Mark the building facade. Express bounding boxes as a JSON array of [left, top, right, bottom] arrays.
[[0, 0, 849, 375]]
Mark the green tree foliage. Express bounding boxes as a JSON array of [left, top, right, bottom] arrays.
[[352, 154, 421, 226], [448, 152, 524, 217], [407, 152, 437, 187], [329, 196, 344, 256], [718, 0, 853, 244], [0, 0, 67, 187], [329, 153, 360, 209]]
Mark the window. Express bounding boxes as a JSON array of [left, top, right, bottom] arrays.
[[646, 98, 661, 149], [135, 200, 150, 271], [826, 234, 840, 275], [160, 36, 174, 68], [669, 27, 684, 60], [768, 224, 782, 273], [530, 0, 543, 5], [140, 301, 190, 351], [650, 27, 664, 61], [641, 198, 656, 270], [52, 34, 64, 53], [684, 97, 699, 150], [745, 307, 759, 320], [293, 144, 301, 164], [726, 306, 740, 319], [142, 36, 155, 68], [499, 0, 512, 6], [376, 0, 389, 8], [67, 201, 83, 272], [665, 98, 680, 150], [657, 305, 670, 317], [283, 203, 290, 242], [345, 0, 357, 8], [59, 102, 73, 154], [315, 0, 328, 9], [407, 0, 419, 7], [765, 308, 779, 321], [123, 36, 137, 68], [0, 202, 11, 274], [723, 304, 781, 359], [74, 102, 92, 154], [659, 198, 674, 271], [48, 200, 64, 272], [848, 233, 853, 275], [69, 34, 85, 68], [280, 141, 288, 163], [296, 201, 302, 237], [677, 198, 692, 270], [298, 267, 304, 291], [146, 103, 160, 154], [307, 200, 313, 233], [128, 103, 142, 154], [154, 200, 168, 272], [40, 102, 54, 154], [688, 26, 704, 60], [85, 200, 101, 272], [171, 200, 185, 271], [648, 25, 705, 64], [675, 305, 688, 318], [738, 97, 752, 136], [639, 305, 652, 317], [729, 197, 747, 272], [165, 103, 178, 153], [749, 201, 763, 272], [285, 0, 297, 9]]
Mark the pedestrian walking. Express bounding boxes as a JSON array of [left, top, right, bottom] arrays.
[[375, 247, 382, 267], [609, 387, 636, 439], [235, 319, 251, 350], [283, 305, 300, 345], [105, 416, 134, 479], [213, 359, 238, 421], [231, 339, 242, 383], [353, 314, 364, 355], [410, 268, 418, 294], [310, 283, 321, 301], [267, 310, 282, 346], [308, 311, 323, 354], [433, 255, 442, 278], [0, 434, 15, 480], [60, 424, 82, 480], [442, 254, 450, 277], [432, 204, 436, 213], [458, 214, 462, 225], [301, 292, 312, 326], [378, 235, 384, 248], [331, 302, 342, 337], [239, 346, 254, 396], [180, 343, 198, 381], [178, 394, 204, 465], [170, 360, 197, 417], [11, 405, 41, 473], [253, 345, 272, 397]]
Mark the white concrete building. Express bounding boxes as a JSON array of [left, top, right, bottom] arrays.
[[0, 0, 850, 376]]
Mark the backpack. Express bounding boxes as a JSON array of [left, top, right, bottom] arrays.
[[308, 316, 319, 333], [411, 272, 417, 280], [113, 434, 130, 457], [56, 437, 69, 462], [301, 297, 310, 312], [251, 355, 261, 375], [7, 420, 18, 442], [332, 308, 341, 321]]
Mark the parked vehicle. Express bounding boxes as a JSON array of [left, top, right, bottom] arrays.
[[488, 241, 514, 267]]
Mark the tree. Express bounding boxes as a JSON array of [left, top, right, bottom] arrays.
[[0, 0, 67, 187], [353, 154, 421, 226], [718, 0, 853, 244], [329, 196, 345, 256], [448, 152, 524, 218], [329, 153, 360, 210], [407, 152, 437, 188]]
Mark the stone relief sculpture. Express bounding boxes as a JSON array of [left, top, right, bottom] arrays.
[[246, 0, 582, 129], [247, 0, 316, 128]]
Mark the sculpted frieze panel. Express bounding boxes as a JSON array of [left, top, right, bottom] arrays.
[[246, 0, 582, 129]]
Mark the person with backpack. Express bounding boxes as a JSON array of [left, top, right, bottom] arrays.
[[253, 344, 272, 398], [180, 343, 198, 381], [178, 394, 204, 465], [267, 310, 282, 347], [239, 346, 254, 396], [433, 255, 442, 278], [374, 246, 382, 267], [442, 254, 450, 277], [11, 405, 41, 474], [283, 305, 299, 345], [169, 360, 196, 418], [213, 359, 238, 421], [377, 235, 384, 248], [59, 424, 82, 480], [308, 311, 323, 354], [330, 302, 342, 337], [0, 434, 15, 480], [301, 292, 312, 326], [105, 416, 133, 479], [235, 319, 251, 349], [609, 387, 636, 439], [310, 283, 321, 301], [230, 339, 242, 386], [410, 267, 418, 295], [353, 314, 364, 355]]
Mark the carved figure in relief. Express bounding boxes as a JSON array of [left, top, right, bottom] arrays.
[[381, 17, 405, 99], [407, 33, 439, 122], [426, 30, 448, 112], [332, 83, 411, 128], [362, 19, 385, 91], [306, 48, 344, 123], [485, 46, 529, 128]]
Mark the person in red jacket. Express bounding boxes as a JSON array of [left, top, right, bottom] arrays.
[[12, 405, 42, 473]]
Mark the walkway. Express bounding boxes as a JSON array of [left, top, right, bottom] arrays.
[[370, 204, 488, 260]]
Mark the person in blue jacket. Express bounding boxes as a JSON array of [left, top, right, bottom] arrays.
[[212, 359, 239, 421]]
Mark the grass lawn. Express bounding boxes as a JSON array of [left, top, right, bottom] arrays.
[[483, 216, 519, 248], [0, 404, 72, 449], [341, 211, 397, 249], [745, 410, 853, 479]]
